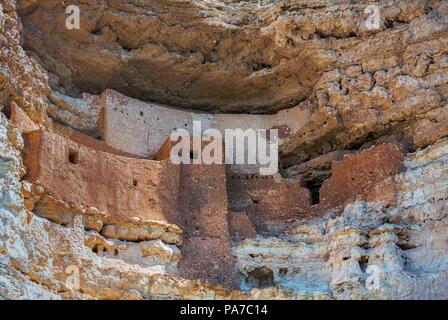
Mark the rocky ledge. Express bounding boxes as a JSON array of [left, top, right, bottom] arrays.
[[1, 0, 448, 300]]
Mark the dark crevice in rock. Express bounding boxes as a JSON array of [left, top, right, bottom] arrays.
[[245, 267, 275, 289], [305, 179, 324, 205]]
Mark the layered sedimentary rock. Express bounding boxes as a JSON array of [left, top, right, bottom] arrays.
[[17, 0, 448, 167], [16, 0, 447, 116], [234, 139, 448, 299], [0, 0, 49, 124], [0, 113, 309, 299], [1, 0, 448, 300]]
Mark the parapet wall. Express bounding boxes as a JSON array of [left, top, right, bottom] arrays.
[[22, 129, 180, 227], [16, 96, 407, 290], [227, 173, 311, 234], [101, 90, 311, 159], [320, 144, 406, 209]]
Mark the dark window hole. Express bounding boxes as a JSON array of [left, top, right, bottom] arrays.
[[279, 268, 288, 277], [245, 267, 275, 289], [306, 181, 322, 205], [68, 149, 79, 164], [359, 256, 369, 272]]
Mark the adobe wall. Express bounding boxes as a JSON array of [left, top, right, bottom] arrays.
[[177, 162, 239, 288], [22, 129, 180, 226], [155, 135, 226, 163], [319, 144, 406, 209], [101, 90, 210, 158], [55, 123, 144, 159], [17, 94, 408, 290], [227, 172, 312, 234], [229, 211, 257, 242], [101, 90, 311, 159], [226, 144, 406, 236]]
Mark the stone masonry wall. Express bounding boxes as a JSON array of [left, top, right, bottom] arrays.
[[227, 172, 311, 234], [320, 144, 406, 210], [177, 162, 238, 288], [101, 90, 310, 159], [22, 129, 180, 228]]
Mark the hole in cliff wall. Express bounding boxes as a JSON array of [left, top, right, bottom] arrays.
[[2, 104, 11, 119], [92, 245, 104, 255], [359, 256, 369, 272], [91, 26, 102, 36], [250, 63, 272, 72], [245, 267, 275, 289], [397, 243, 419, 251], [133, 179, 138, 187], [279, 268, 288, 277], [306, 181, 322, 205], [68, 149, 79, 164]]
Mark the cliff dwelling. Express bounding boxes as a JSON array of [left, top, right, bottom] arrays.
[[14, 89, 407, 288], [1, 0, 448, 301]]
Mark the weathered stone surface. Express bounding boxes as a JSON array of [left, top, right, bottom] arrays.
[[0, 0, 50, 125], [48, 92, 102, 138], [234, 139, 448, 299], [85, 231, 181, 274], [22, 129, 180, 227], [320, 144, 406, 210], [1, 113, 321, 300], [9, 102, 40, 134], [101, 221, 182, 246], [17, 1, 447, 116], [1, 0, 448, 301], [14, 0, 448, 170]]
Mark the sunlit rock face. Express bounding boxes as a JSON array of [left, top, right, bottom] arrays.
[[234, 139, 448, 299], [16, 1, 447, 114], [1, 0, 448, 300], [16, 0, 448, 166]]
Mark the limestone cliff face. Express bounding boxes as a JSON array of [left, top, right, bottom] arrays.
[[16, 0, 448, 169], [235, 139, 448, 299], [1, 0, 448, 300], [17, 0, 448, 115]]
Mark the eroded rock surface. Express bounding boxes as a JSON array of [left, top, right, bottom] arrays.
[[17, 1, 447, 115], [1, 0, 448, 300], [234, 139, 448, 299]]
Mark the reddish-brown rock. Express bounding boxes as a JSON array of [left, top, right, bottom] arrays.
[[227, 173, 311, 233], [320, 144, 406, 209], [22, 129, 180, 226], [9, 102, 40, 134], [229, 211, 257, 242]]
